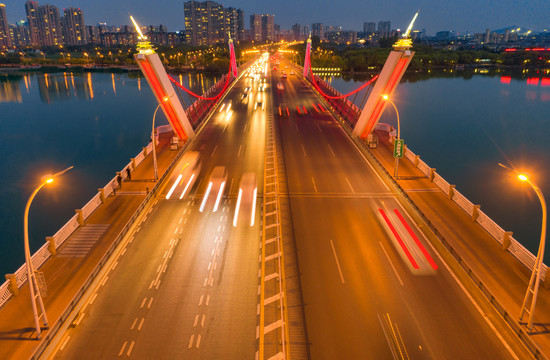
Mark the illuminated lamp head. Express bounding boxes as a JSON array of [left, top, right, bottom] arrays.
[[518, 174, 529, 182]]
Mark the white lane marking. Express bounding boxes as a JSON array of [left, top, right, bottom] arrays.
[[138, 318, 145, 331], [89, 293, 98, 305], [206, 295, 210, 306], [196, 334, 202, 348], [295, 123, 299, 133], [379, 241, 404, 286], [111, 261, 118, 271], [330, 239, 345, 284], [212, 145, 218, 157], [174, 227, 179, 234], [345, 177, 355, 193], [118, 341, 127, 356], [131, 318, 138, 330], [201, 314, 206, 327], [101, 276, 108, 287], [198, 295, 204, 306], [121, 248, 127, 256], [148, 297, 154, 309], [301, 144, 307, 157], [328, 144, 336, 157], [316, 122, 322, 132], [194, 314, 199, 327], [140, 297, 147, 309], [312, 177, 318, 193], [59, 335, 70, 351], [188, 334, 195, 349], [238, 144, 243, 157]]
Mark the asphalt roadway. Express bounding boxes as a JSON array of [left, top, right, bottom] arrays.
[[271, 60, 525, 359], [53, 67, 266, 359]]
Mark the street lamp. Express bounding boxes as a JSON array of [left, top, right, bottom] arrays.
[[382, 94, 402, 178], [499, 163, 547, 333], [24, 166, 72, 339], [152, 95, 173, 181]]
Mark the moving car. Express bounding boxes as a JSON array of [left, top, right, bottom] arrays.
[[165, 151, 201, 200], [233, 173, 257, 227], [200, 166, 227, 212]]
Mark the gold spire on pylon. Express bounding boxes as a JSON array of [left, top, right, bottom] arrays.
[[130, 15, 155, 54], [393, 10, 419, 50]]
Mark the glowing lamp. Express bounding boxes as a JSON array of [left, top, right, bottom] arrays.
[[518, 174, 528, 181]]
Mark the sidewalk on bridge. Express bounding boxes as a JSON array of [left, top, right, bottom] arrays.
[[0, 132, 179, 360], [370, 129, 550, 356]]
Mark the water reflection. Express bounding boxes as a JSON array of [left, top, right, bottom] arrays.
[[0, 70, 222, 106], [37, 72, 94, 103], [0, 77, 22, 103]]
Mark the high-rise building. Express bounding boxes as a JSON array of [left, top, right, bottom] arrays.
[[184, 1, 240, 45], [62, 7, 87, 45], [378, 20, 391, 38], [39, 4, 62, 46], [0, 4, 11, 50], [292, 24, 302, 41], [11, 21, 31, 47], [26, 1, 62, 46], [249, 14, 261, 42], [225, 7, 244, 42], [25, 1, 40, 46], [86, 25, 100, 45], [261, 14, 274, 42], [363, 22, 376, 34], [312, 23, 324, 40]]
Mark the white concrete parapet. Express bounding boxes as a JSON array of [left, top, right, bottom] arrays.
[[475, 209, 506, 245], [432, 173, 451, 196], [451, 189, 475, 215]]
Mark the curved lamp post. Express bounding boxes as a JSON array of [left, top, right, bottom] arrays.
[[152, 95, 173, 181], [382, 94, 402, 178], [499, 163, 546, 333], [24, 166, 72, 339]]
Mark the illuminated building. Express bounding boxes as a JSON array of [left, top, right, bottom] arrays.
[[0, 3, 11, 50], [250, 14, 261, 42], [62, 7, 87, 45], [25, 1, 62, 46], [184, 1, 243, 45]]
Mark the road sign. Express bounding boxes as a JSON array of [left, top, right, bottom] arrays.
[[394, 139, 404, 158]]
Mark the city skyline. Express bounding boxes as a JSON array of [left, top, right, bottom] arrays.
[[0, 0, 548, 35]]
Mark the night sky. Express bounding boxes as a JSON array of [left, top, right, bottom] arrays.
[[1, 0, 548, 35]]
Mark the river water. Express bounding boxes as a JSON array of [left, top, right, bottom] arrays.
[[0, 70, 219, 276], [0, 68, 548, 277]]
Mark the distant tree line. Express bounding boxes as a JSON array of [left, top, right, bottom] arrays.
[[291, 38, 550, 73]]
